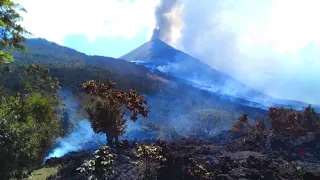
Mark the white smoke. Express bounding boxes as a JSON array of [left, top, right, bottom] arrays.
[[155, 0, 320, 105], [154, 0, 184, 45]]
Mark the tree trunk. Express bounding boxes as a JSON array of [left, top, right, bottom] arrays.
[[115, 136, 119, 145], [106, 134, 113, 146]]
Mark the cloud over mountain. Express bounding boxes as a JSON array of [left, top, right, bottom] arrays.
[[155, 0, 320, 104]]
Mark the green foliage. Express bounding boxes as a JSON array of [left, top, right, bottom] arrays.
[[11, 38, 163, 95], [0, 64, 64, 178], [134, 144, 166, 162], [0, 93, 63, 178], [85, 97, 126, 145], [0, 64, 62, 103], [0, 0, 30, 64], [28, 166, 60, 180], [133, 144, 166, 180], [82, 80, 149, 145], [77, 146, 116, 180]]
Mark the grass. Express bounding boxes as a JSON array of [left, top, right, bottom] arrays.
[[28, 166, 60, 180]]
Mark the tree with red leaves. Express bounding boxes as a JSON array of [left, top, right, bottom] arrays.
[[268, 106, 320, 137], [82, 79, 149, 145], [230, 113, 251, 136]]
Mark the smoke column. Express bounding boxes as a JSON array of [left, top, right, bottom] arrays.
[[154, 0, 183, 45], [155, 0, 320, 105]]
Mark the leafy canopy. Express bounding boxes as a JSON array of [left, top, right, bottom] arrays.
[[0, 64, 64, 179], [0, 0, 30, 64], [82, 79, 149, 144]]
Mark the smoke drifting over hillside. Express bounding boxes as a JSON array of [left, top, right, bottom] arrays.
[[45, 91, 157, 159], [155, 0, 320, 105]]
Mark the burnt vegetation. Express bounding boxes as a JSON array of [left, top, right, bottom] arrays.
[[45, 105, 320, 180], [1, 0, 320, 179]]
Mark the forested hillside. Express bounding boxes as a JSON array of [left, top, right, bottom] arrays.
[[9, 38, 164, 94]]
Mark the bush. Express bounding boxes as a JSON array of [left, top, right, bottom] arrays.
[[133, 144, 167, 180], [269, 106, 320, 137], [134, 144, 166, 163], [186, 161, 213, 180], [77, 146, 116, 180], [229, 114, 251, 136]]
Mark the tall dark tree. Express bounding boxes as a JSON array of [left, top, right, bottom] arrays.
[[82, 79, 149, 145], [0, 0, 30, 65]]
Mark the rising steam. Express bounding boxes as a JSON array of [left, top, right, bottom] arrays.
[[154, 0, 320, 105], [154, 0, 183, 45], [44, 90, 154, 160]]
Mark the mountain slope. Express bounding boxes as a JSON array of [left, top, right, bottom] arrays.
[[9, 38, 319, 139], [121, 39, 317, 109], [10, 38, 165, 94], [9, 39, 267, 127]]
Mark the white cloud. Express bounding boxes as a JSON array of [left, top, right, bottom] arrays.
[[17, 0, 160, 45], [174, 0, 320, 104], [237, 0, 320, 53]]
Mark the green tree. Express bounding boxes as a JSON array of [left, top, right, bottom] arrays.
[[0, 93, 63, 179], [0, 64, 64, 179], [82, 79, 149, 145], [0, 0, 30, 64]]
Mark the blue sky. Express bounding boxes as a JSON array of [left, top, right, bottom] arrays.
[[16, 0, 320, 104], [18, 0, 160, 58], [62, 28, 149, 58]]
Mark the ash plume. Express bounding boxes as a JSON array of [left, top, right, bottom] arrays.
[[154, 0, 183, 44], [153, 0, 320, 105]]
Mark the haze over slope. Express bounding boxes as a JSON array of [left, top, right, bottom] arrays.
[[151, 0, 320, 105], [121, 34, 317, 110], [11, 38, 318, 160], [12, 38, 268, 129]]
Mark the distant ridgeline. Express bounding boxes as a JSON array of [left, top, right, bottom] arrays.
[[6, 38, 163, 94]]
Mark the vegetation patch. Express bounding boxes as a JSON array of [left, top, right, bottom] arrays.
[[28, 166, 60, 180]]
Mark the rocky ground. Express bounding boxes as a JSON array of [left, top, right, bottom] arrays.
[[44, 130, 320, 180]]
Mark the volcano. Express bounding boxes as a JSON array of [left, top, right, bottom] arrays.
[[121, 36, 317, 110]]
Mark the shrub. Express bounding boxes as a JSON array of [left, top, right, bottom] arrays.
[[134, 144, 166, 163], [77, 146, 116, 180], [269, 106, 320, 137], [133, 144, 167, 180], [229, 113, 251, 136], [186, 161, 213, 180]]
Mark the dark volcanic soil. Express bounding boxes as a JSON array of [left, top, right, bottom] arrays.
[[46, 131, 320, 180]]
